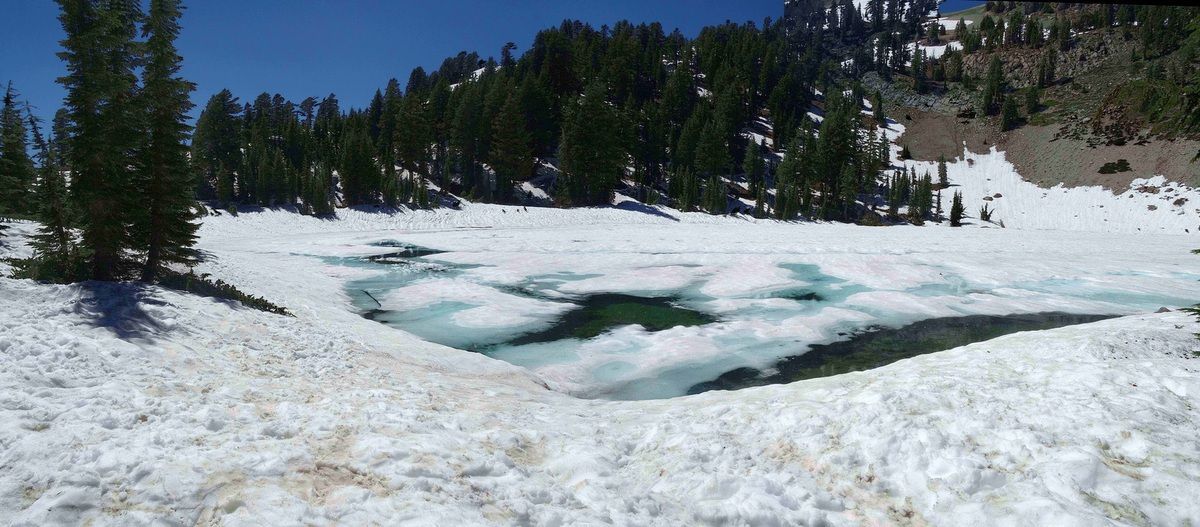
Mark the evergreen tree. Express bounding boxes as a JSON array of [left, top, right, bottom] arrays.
[[703, 174, 726, 214], [981, 55, 1003, 115], [937, 154, 948, 187], [136, 0, 199, 281], [950, 190, 965, 226], [558, 82, 625, 206], [694, 118, 730, 180], [886, 172, 901, 220], [743, 140, 764, 193], [56, 0, 144, 280], [754, 184, 765, 218], [489, 91, 532, 203], [395, 92, 432, 199], [377, 78, 403, 188], [911, 48, 927, 93], [934, 189, 943, 222], [25, 108, 75, 276], [451, 82, 486, 197], [339, 116, 378, 205], [1025, 86, 1040, 114], [872, 90, 885, 124], [192, 90, 242, 204], [1000, 94, 1019, 131], [0, 82, 35, 215]]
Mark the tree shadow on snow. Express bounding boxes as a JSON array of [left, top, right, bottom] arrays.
[[613, 200, 680, 222], [74, 281, 170, 342]]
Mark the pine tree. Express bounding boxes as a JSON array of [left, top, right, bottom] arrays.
[[872, 90, 885, 123], [395, 92, 432, 200], [1000, 94, 1019, 131], [703, 174, 726, 214], [838, 162, 859, 220], [1058, 17, 1071, 52], [57, 0, 144, 280], [339, 116, 378, 205], [981, 55, 1003, 115], [694, 118, 730, 180], [887, 172, 901, 220], [773, 134, 804, 219], [366, 88, 384, 142], [192, 89, 242, 204], [136, 0, 199, 281], [934, 189, 943, 222], [377, 78, 402, 193], [743, 141, 764, 193], [937, 154, 948, 187], [489, 91, 532, 204], [451, 82, 486, 197], [25, 108, 75, 277], [0, 82, 35, 215], [911, 48, 927, 93], [1025, 86, 1040, 114], [950, 190, 965, 226], [558, 82, 625, 206]]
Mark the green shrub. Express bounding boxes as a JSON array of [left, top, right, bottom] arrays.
[[159, 270, 292, 316], [1098, 159, 1132, 174]]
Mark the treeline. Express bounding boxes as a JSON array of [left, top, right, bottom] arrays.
[[2, 0, 197, 282], [3, 0, 1002, 258], [192, 17, 830, 212]]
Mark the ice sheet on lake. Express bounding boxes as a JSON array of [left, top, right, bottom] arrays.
[[336, 223, 1200, 399]]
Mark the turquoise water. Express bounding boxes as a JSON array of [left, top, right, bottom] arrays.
[[329, 240, 1191, 400]]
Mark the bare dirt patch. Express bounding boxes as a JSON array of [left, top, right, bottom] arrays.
[[1000, 124, 1200, 190], [897, 108, 994, 161]]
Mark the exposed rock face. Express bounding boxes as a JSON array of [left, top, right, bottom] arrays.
[[961, 30, 1136, 89]]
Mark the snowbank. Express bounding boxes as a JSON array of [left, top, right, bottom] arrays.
[[899, 147, 1200, 234], [3, 270, 1198, 525], [3, 209, 1200, 525]]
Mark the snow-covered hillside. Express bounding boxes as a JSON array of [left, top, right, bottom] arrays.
[[3, 208, 1200, 525], [895, 146, 1200, 234]]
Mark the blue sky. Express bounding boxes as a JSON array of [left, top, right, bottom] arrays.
[[1, 0, 784, 124]]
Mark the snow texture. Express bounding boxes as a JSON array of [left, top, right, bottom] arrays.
[[3, 205, 1200, 525], [899, 146, 1200, 234]]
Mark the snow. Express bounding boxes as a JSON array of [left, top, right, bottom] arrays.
[[937, 17, 972, 31], [320, 218, 1200, 399], [519, 181, 550, 201], [907, 40, 962, 60], [898, 146, 1200, 234], [449, 66, 492, 90], [4, 204, 1200, 525]]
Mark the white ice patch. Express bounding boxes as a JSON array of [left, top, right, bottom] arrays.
[[324, 218, 1200, 399]]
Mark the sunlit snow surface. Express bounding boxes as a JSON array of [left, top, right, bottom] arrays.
[[5, 207, 1200, 525], [325, 222, 1200, 400]]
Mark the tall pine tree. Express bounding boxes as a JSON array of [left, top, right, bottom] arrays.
[[489, 91, 532, 204], [0, 82, 35, 215], [57, 0, 144, 280], [136, 0, 199, 281]]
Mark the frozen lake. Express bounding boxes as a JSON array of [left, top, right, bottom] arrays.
[[324, 222, 1200, 400]]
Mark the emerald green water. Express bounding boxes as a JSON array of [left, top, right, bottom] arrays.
[[494, 294, 715, 348], [688, 312, 1116, 394]]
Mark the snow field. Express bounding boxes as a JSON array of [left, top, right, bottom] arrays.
[[3, 135, 1200, 523], [3, 216, 1199, 524], [898, 146, 1200, 234]]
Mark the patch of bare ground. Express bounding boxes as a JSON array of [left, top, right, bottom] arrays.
[[999, 124, 1200, 190], [898, 108, 994, 161], [898, 25, 1200, 193]]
